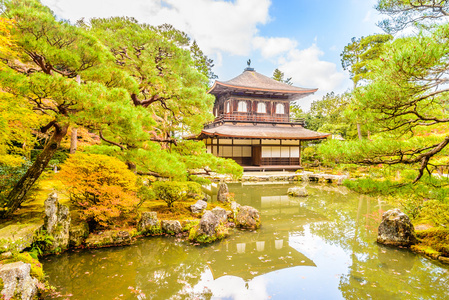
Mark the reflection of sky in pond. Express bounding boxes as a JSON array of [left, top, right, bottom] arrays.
[[189, 224, 349, 300], [42, 183, 449, 300]]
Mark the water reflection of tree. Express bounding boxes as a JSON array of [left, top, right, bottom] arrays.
[[304, 186, 449, 299], [43, 237, 212, 299]]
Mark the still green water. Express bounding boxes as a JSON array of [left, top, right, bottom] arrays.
[[43, 183, 449, 300]]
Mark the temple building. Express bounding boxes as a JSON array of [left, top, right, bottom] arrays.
[[197, 67, 330, 171]]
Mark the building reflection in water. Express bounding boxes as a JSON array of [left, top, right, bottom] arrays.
[[204, 183, 328, 282]]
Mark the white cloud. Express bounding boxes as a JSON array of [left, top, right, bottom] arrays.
[[42, 0, 271, 57], [277, 44, 350, 110], [252, 36, 297, 58], [279, 44, 346, 91], [41, 0, 351, 111], [193, 268, 269, 300]]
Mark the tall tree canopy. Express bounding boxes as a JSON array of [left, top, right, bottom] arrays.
[[376, 0, 449, 33], [341, 34, 393, 87], [320, 22, 449, 182], [304, 92, 358, 139], [0, 0, 240, 217]]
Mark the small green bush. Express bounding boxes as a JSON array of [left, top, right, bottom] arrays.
[[30, 229, 54, 257], [153, 181, 202, 208], [343, 177, 396, 195], [188, 175, 211, 186], [136, 185, 156, 209]]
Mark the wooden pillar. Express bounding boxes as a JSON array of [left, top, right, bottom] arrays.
[[70, 128, 77, 154], [299, 140, 302, 166], [211, 138, 214, 155], [217, 137, 220, 156]]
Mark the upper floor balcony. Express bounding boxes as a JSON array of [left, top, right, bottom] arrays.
[[204, 113, 305, 129]]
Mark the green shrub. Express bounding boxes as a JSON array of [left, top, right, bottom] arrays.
[[30, 229, 54, 257], [153, 181, 202, 208], [136, 185, 156, 209], [302, 147, 317, 164], [188, 175, 211, 186], [343, 177, 396, 195]]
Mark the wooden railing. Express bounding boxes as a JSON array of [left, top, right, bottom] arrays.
[[218, 113, 289, 123], [213, 114, 305, 124]]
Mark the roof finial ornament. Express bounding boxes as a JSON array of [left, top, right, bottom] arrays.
[[245, 59, 254, 71]]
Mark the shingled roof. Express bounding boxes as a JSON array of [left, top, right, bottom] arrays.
[[208, 69, 318, 100], [200, 123, 330, 140]]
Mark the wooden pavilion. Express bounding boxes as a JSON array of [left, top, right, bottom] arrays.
[[197, 67, 330, 171]]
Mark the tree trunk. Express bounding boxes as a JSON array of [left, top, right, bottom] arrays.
[[70, 127, 77, 154], [126, 161, 137, 173], [357, 123, 363, 140], [1, 124, 69, 218]]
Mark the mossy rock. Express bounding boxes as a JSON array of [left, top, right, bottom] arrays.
[[85, 229, 133, 248], [0, 224, 42, 253], [0, 252, 45, 282], [188, 222, 229, 244]]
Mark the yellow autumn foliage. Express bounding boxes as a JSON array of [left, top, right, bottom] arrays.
[[57, 152, 139, 228], [0, 17, 17, 59]]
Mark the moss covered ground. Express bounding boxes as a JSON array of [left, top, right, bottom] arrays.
[[1, 172, 230, 236], [411, 228, 449, 260]]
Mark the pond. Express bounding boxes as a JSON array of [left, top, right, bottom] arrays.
[[42, 182, 449, 300]]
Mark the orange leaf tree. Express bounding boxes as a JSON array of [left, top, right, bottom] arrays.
[[57, 153, 139, 228]]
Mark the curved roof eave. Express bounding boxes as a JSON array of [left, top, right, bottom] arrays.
[[208, 81, 318, 95]]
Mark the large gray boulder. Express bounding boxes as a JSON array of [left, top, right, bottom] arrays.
[[197, 211, 220, 237], [43, 192, 71, 252], [190, 210, 230, 243], [137, 212, 158, 233], [0, 262, 38, 300], [377, 209, 418, 247], [190, 200, 207, 214], [217, 183, 230, 203], [236, 206, 261, 229], [212, 207, 228, 223], [287, 186, 308, 197], [161, 220, 182, 235]]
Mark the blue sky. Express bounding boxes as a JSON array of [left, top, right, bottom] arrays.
[[42, 0, 385, 110]]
